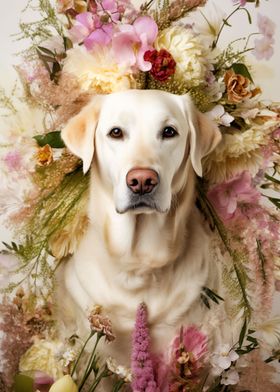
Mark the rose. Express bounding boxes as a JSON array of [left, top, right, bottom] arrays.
[[144, 49, 176, 82], [224, 70, 254, 103]]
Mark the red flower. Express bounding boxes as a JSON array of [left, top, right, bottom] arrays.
[[144, 49, 176, 82]]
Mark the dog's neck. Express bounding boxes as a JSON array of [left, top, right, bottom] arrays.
[[87, 161, 196, 276]]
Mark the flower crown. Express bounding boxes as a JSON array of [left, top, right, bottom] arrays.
[[0, 0, 280, 391]]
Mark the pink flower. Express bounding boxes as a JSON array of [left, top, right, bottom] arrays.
[[253, 36, 274, 60], [207, 171, 260, 221], [69, 2, 119, 50], [112, 16, 158, 71], [232, 0, 246, 6], [168, 326, 208, 390], [131, 302, 158, 392], [3, 151, 22, 171], [34, 371, 54, 391], [257, 13, 275, 39]]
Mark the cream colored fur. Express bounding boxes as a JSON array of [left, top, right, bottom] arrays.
[[57, 90, 227, 371]]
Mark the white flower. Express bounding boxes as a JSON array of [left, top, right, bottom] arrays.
[[63, 46, 136, 94], [207, 105, 234, 127], [106, 357, 132, 382], [155, 26, 211, 87], [210, 344, 239, 375], [221, 368, 240, 385], [61, 349, 78, 367]]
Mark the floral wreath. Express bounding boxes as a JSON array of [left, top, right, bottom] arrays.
[[0, 0, 280, 391]]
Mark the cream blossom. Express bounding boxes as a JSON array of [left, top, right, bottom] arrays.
[[221, 368, 240, 385], [19, 339, 65, 379], [63, 46, 137, 94], [203, 120, 280, 183], [106, 357, 132, 382], [255, 317, 280, 348], [155, 26, 210, 87]]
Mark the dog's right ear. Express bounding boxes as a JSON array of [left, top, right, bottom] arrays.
[[61, 96, 103, 173]]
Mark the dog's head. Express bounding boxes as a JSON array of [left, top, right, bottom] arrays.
[[62, 90, 221, 214]]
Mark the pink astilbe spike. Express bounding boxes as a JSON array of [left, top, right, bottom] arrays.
[[131, 302, 158, 392]]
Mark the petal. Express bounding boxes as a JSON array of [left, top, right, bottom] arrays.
[[133, 16, 158, 44], [112, 32, 137, 67], [84, 27, 112, 49], [136, 44, 153, 71], [69, 23, 91, 43], [76, 12, 95, 30]]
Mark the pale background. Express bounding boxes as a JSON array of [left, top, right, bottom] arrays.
[[0, 1, 279, 313]]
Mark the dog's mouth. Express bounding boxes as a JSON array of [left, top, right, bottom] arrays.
[[116, 197, 166, 214]]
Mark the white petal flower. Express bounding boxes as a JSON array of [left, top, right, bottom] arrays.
[[207, 105, 234, 127], [221, 368, 240, 385], [256, 317, 280, 348], [210, 344, 239, 374]]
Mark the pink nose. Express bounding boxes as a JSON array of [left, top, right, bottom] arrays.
[[126, 168, 159, 195]]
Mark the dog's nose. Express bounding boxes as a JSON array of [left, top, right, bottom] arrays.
[[126, 168, 159, 195]]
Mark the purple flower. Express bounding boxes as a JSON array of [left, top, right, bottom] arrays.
[[131, 303, 158, 392]]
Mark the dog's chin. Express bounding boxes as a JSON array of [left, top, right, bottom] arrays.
[[116, 201, 168, 215]]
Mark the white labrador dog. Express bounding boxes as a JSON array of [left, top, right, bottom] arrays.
[[58, 89, 223, 368]]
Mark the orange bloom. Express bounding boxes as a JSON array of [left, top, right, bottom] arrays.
[[224, 70, 252, 103], [36, 144, 53, 166]]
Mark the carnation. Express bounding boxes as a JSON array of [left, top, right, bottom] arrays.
[[155, 26, 210, 87], [63, 46, 137, 94]]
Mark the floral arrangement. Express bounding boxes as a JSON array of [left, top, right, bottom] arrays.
[[0, 0, 280, 391]]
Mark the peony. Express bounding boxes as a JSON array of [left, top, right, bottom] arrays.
[[19, 340, 65, 380], [63, 46, 137, 93], [155, 26, 210, 87], [202, 120, 280, 183]]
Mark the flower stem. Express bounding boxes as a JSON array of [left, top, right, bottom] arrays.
[[71, 331, 94, 377], [212, 6, 252, 49], [79, 333, 103, 391]]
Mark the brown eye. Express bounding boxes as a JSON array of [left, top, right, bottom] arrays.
[[162, 126, 178, 139], [108, 127, 123, 139]]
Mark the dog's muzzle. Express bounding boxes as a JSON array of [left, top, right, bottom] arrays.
[[118, 168, 161, 213]]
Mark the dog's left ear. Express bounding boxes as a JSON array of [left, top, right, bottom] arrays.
[[182, 94, 221, 177], [61, 95, 103, 173]]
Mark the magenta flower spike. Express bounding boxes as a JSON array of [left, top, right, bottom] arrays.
[[131, 302, 158, 392]]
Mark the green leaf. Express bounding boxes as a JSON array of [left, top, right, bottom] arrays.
[[14, 374, 34, 392], [37, 45, 55, 56], [34, 131, 65, 148], [232, 63, 254, 83], [63, 36, 73, 50], [268, 197, 280, 209], [265, 173, 280, 185], [239, 317, 247, 348], [201, 293, 211, 309]]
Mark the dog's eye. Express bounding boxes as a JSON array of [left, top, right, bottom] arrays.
[[108, 128, 124, 139], [162, 126, 178, 139]]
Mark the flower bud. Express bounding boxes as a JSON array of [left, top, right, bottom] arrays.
[[49, 375, 78, 392]]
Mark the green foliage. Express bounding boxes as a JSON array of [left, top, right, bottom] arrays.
[[34, 130, 65, 148], [197, 179, 252, 320], [232, 62, 254, 83], [15, 0, 65, 58], [2, 168, 89, 296], [201, 286, 224, 309]]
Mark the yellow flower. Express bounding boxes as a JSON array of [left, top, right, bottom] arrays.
[[19, 340, 64, 379], [155, 26, 210, 87], [36, 144, 53, 166], [49, 375, 78, 392], [63, 46, 137, 94]]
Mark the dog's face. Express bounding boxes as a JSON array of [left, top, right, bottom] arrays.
[[62, 90, 221, 214]]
